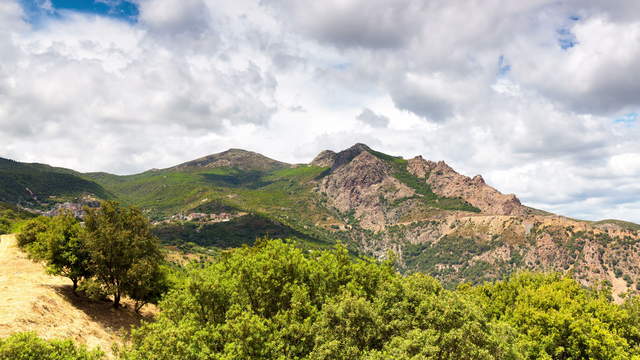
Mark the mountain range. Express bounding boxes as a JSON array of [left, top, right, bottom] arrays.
[[1, 143, 639, 298]]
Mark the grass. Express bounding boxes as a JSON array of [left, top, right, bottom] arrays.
[[87, 164, 347, 248], [368, 151, 481, 213]]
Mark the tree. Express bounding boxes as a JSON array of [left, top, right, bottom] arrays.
[[125, 260, 169, 313], [120, 239, 519, 360], [83, 201, 164, 308], [37, 211, 92, 295], [16, 216, 52, 248]]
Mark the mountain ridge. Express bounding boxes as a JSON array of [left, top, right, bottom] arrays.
[[2, 144, 640, 297]]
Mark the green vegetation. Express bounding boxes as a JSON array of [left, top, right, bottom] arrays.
[[404, 235, 502, 286], [86, 164, 350, 250], [0, 332, 103, 360], [467, 273, 640, 359], [114, 239, 640, 359], [119, 239, 512, 359], [0, 157, 111, 205], [0, 202, 35, 234], [9, 227, 640, 359], [368, 150, 481, 213], [593, 219, 640, 232], [17, 202, 168, 311], [27, 211, 90, 294], [82, 201, 167, 309], [78, 148, 483, 262], [154, 213, 323, 249]]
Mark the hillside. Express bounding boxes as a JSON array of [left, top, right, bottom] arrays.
[[0, 157, 111, 206], [4, 144, 640, 296], [0, 234, 150, 358]]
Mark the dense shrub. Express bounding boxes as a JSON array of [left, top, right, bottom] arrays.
[[0, 332, 103, 360], [121, 239, 519, 359], [118, 239, 640, 360]]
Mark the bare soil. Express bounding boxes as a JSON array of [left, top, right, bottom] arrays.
[[0, 234, 152, 358]]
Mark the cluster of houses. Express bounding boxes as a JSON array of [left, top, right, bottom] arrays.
[[43, 197, 101, 218], [157, 211, 244, 225]]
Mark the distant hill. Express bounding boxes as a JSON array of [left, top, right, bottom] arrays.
[[4, 145, 640, 297], [170, 148, 291, 172], [0, 157, 111, 205]]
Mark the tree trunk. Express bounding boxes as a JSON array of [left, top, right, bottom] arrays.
[[134, 301, 145, 314], [72, 279, 78, 296], [113, 291, 121, 308]]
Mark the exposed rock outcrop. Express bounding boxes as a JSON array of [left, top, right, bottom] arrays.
[[318, 151, 414, 230], [310, 150, 337, 168], [407, 156, 526, 216], [311, 143, 373, 170]]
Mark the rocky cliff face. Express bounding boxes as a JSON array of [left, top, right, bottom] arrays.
[[407, 156, 527, 216], [318, 151, 414, 230], [310, 144, 640, 300]]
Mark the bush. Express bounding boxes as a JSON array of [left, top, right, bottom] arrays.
[[16, 217, 51, 248], [0, 332, 103, 360], [78, 278, 109, 302], [120, 239, 518, 359]]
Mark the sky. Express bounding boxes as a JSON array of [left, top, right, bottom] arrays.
[[1, 0, 640, 222]]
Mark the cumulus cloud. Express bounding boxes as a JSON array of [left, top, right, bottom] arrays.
[[0, 0, 639, 222], [356, 108, 389, 128]]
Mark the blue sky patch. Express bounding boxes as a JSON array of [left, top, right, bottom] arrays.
[[614, 112, 639, 126], [557, 27, 577, 50], [497, 55, 511, 76], [19, 0, 139, 24]]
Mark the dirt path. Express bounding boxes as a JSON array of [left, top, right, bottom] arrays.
[[0, 234, 149, 358]]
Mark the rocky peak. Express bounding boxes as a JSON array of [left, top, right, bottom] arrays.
[[407, 156, 526, 216], [310, 143, 373, 170], [317, 151, 414, 231], [310, 150, 337, 168], [472, 175, 485, 184], [329, 151, 390, 187]]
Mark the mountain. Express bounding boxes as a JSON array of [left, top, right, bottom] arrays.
[[3, 145, 640, 298], [170, 148, 291, 172], [0, 157, 111, 206]]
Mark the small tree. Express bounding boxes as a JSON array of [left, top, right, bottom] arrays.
[[126, 260, 169, 313], [17, 216, 52, 248], [83, 201, 164, 308], [39, 211, 92, 295]]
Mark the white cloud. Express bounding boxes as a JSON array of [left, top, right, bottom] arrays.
[[0, 0, 639, 222]]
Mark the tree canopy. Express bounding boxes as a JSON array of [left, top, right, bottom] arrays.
[[83, 201, 166, 308], [11, 212, 640, 359], [0, 332, 103, 360], [119, 238, 640, 360], [17, 202, 167, 310]]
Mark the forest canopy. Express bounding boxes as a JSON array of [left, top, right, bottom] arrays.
[[119, 239, 640, 360]]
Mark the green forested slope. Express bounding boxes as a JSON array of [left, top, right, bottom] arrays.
[[0, 157, 111, 204]]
